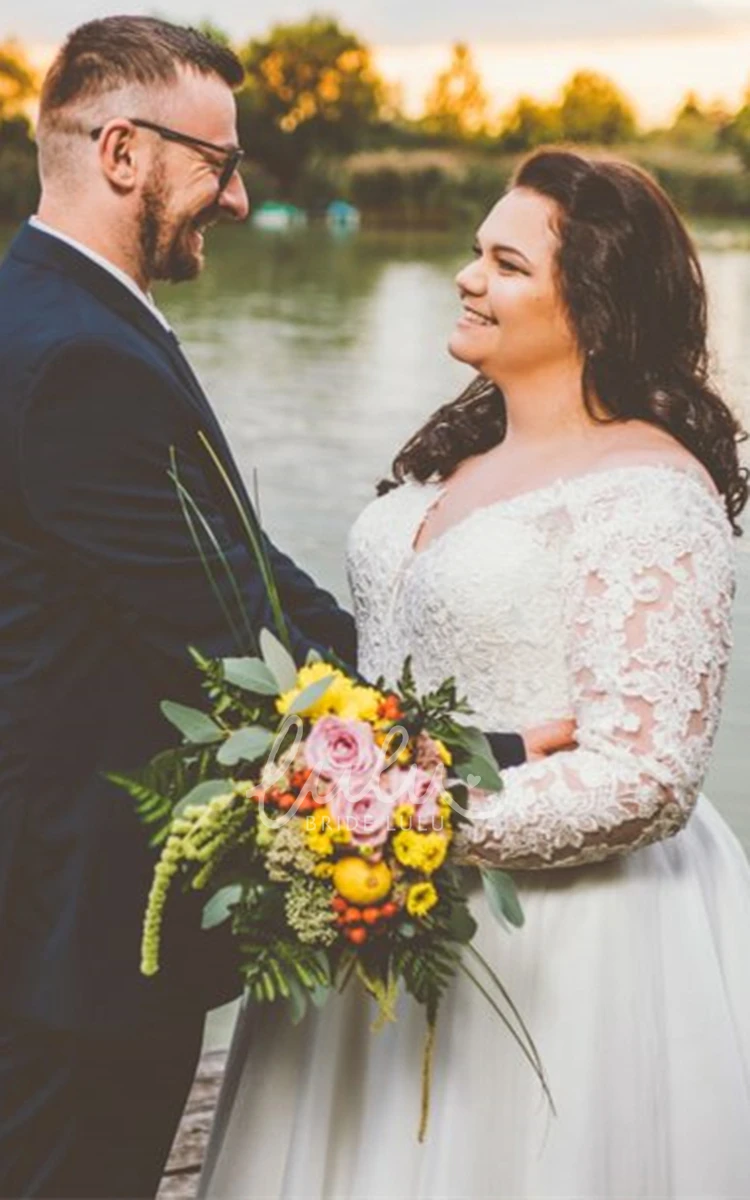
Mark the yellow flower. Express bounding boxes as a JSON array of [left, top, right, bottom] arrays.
[[419, 832, 449, 875], [433, 739, 453, 767], [393, 804, 415, 830], [303, 806, 336, 857], [392, 830, 449, 874], [337, 685, 383, 723], [276, 663, 351, 719], [313, 861, 335, 879], [406, 881, 439, 918], [393, 830, 422, 869]]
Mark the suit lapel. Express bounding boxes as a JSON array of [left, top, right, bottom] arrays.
[[10, 222, 255, 514]]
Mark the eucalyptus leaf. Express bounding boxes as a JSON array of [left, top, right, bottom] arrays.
[[309, 981, 332, 1009], [160, 701, 223, 745], [222, 656, 279, 696], [451, 723, 498, 765], [454, 755, 503, 792], [217, 726, 274, 767], [445, 901, 478, 944], [288, 674, 335, 716], [201, 884, 242, 930], [482, 869, 525, 929], [260, 629, 298, 693], [173, 780, 232, 819]]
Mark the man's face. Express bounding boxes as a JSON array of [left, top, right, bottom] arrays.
[[137, 70, 248, 284]]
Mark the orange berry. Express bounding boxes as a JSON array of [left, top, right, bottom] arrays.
[[331, 896, 348, 914], [344, 907, 362, 924], [277, 792, 296, 811], [380, 902, 399, 920], [362, 907, 380, 925], [346, 926, 368, 945]]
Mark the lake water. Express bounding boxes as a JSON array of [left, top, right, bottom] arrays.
[[2, 221, 749, 1044]]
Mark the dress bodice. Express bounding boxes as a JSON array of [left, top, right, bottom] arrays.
[[346, 465, 735, 870]]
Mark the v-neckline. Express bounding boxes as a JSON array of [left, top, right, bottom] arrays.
[[408, 462, 720, 559]]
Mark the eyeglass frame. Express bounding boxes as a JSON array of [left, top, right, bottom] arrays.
[[89, 117, 245, 195]]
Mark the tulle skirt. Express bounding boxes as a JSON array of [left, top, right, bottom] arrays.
[[199, 796, 750, 1199]]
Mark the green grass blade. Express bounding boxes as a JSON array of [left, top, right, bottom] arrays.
[[198, 432, 291, 653]]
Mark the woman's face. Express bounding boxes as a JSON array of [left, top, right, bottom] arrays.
[[448, 187, 580, 382]]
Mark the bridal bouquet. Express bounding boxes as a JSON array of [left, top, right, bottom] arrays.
[[109, 434, 549, 1138]]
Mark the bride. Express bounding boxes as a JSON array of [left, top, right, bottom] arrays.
[[199, 148, 750, 1198]]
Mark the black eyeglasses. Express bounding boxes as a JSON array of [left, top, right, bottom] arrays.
[[90, 117, 244, 195]]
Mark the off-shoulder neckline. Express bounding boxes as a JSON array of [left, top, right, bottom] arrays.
[[408, 461, 723, 559]]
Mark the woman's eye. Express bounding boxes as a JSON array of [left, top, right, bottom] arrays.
[[497, 259, 519, 272]]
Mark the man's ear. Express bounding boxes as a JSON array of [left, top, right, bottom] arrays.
[[96, 121, 140, 193]]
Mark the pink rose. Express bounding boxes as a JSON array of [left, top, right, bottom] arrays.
[[328, 784, 393, 848], [304, 717, 383, 788], [384, 765, 444, 829]]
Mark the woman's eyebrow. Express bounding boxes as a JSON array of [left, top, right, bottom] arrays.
[[490, 243, 532, 265]]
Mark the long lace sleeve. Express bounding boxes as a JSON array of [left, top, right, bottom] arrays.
[[461, 478, 735, 871]]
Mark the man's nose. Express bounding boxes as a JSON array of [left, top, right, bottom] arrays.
[[219, 171, 250, 222]]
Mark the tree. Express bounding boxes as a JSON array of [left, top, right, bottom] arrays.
[[559, 70, 637, 144], [0, 39, 37, 120], [422, 43, 489, 138], [722, 89, 750, 169], [238, 17, 384, 191], [499, 96, 562, 152], [667, 92, 726, 153]]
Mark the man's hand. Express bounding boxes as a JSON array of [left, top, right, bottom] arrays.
[[522, 719, 577, 762]]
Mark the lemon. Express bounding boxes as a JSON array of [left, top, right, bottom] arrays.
[[332, 856, 392, 905]]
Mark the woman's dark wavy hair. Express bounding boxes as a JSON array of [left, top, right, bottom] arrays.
[[383, 148, 748, 534]]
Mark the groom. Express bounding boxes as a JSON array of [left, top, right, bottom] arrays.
[[0, 17, 573, 1198]]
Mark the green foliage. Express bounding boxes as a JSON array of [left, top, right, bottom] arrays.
[[499, 96, 563, 153], [237, 16, 384, 189], [559, 70, 637, 145], [422, 43, 490, 139], [0, 41, 37, 120], [722, 98, 750, 170], [0, 116, 38, 220]]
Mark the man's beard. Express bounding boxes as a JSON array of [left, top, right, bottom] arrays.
[[138, 170, 215, 284]]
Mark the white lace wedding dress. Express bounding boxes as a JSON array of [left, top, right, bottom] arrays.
[[200, 464, 750, 1199]]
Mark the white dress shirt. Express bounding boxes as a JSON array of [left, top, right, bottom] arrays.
[[29, 215, 172, 333]]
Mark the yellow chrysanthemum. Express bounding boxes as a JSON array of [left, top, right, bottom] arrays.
[[276, 662, 351, 719], [313, 861, 335, 879], [406, 881, 439, 918], [337, 685, 384, 723], [393, 830, 449, 874], [433, 739, 453, 766], [419, 832, 449, 875], [393, 804, 415, 831]]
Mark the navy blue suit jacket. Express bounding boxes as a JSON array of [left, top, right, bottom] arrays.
[[0, 223, 359, 1034]]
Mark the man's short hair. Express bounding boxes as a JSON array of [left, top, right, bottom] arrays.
[[39, 15, 244, 124]]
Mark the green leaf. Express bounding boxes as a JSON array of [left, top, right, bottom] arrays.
[[481, 869, 525, 929], [222, 656, 279, 696], [445, 901, 478, 944], [454, 755, 503, 792], [260, 629, 297, 693], [160, 701, 223, 745], [450, 723, 498, 765], [288, 674, 335, 715], [173, 780, 232, 819], [217, 726, 274, 767], [286, 971, 310, 1024], [201, 884, 242, 930]]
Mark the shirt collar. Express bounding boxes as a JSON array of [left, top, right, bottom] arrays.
[[29, 215, 172, 333]]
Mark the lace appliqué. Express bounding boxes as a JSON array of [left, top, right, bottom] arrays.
[[347, 467, 735, 871]]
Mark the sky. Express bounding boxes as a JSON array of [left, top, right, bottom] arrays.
[[5, 0, 750, 126]]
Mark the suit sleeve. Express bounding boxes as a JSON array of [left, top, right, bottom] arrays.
[[19, 342, 354, 697]]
